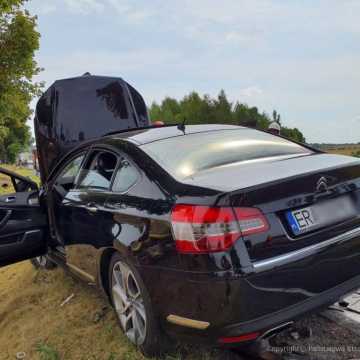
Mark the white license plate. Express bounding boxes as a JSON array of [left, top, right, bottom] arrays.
[[286, 196, 356, 235]]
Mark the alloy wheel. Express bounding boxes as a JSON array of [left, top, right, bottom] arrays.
[[111, 260, 147, 345]]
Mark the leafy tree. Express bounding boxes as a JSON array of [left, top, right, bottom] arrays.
[[148, 102, 162, 122], [281, 127, 305, 143], [212, 89, 232, 123], [149, 90, 306, 143], [272, 110, 281, 123], [0, 0, 42, 163], [180, 92, 209, 124], [161, 97, 182, 123]]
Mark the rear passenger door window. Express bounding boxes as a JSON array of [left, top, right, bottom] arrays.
[[76, 151, 118, 191], [112, 158, 139, 193]]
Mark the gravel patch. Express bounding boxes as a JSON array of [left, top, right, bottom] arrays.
[[268, 314, 360, 360]]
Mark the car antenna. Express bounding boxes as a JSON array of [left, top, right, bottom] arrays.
[[177, 118, 186, 134]]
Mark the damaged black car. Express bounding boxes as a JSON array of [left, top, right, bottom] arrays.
[[1, 74, 360, 357]]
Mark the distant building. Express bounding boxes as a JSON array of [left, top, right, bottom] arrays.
[[17, 147, 36, 169]]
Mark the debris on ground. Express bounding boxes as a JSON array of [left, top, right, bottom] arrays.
[[93, 306, 109, 323], [60, 293, 75, 307], [298, 326, 313, 339]]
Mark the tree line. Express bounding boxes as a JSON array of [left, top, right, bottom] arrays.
[[0, 0, 41, 163], [149, 90, 306, 143]]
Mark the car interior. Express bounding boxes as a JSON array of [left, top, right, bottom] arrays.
[[0, 170, 39, 207], [76, 151, 118, 190]]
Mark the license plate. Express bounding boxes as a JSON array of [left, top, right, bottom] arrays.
[[286, 196, 357, 235]]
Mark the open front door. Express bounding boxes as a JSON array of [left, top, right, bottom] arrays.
[[0, 167, 47, 267]]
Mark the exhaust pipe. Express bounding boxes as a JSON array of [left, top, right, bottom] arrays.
[[260, 321, 294, 340]]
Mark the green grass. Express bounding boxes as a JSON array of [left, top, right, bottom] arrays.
[[36, 343, 61, 360]]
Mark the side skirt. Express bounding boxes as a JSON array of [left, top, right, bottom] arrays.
[[47, 248, 97, 286]]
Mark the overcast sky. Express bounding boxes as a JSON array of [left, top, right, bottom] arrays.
[[26, 0, 360, 143]]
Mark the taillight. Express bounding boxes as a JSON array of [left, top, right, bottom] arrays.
[[171, 205, 269, 254], [232, 207, 269, 236]]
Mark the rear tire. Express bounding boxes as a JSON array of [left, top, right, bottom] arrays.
[[108, 252, 168, 357], [30, 255, 56, 270]]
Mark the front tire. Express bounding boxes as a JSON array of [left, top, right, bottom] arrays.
[[109, 252, 167, 357]]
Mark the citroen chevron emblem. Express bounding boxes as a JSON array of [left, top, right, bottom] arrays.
[[316, 177, 328, 193]]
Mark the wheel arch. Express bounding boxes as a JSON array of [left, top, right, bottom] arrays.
[[98, 245, 135, 298], [98, 247, 117, 299]]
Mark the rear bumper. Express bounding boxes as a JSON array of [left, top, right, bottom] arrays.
[[221, 273, 360, 339], [140, 226, 360, 345], [158, 273, 360, 345]]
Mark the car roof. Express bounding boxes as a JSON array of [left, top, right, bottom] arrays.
[[107, 124, 244, 145]]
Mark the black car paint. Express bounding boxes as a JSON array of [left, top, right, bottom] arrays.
[[2, 124, 360, 346], [0, 169, 47, 267], [34, 75, 150, 182]]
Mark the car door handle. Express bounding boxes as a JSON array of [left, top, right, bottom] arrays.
[[5, 196, 16, 203]]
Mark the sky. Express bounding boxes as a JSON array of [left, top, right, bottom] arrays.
[[26, 0, 360, 143]]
